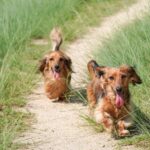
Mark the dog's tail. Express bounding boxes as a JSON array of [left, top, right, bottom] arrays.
[[50, 27, 62, 51], [87, 60, 99, 79]]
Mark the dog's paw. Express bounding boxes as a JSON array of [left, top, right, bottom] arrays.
[[119, 129, 130, 137]]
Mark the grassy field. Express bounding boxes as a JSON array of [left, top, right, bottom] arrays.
[[0, 0, 136, 149], [94, 11, 150, 148]]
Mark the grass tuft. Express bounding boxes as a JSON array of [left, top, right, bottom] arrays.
[[81, 114, 104, 132]]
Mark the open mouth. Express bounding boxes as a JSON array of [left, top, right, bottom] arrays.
[[115, 93, 124, 108], [51, 68, 60, 79]]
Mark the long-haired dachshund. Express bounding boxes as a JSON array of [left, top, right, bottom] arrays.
[[87, 60, 142, 136], [39, 28, 73, 101]]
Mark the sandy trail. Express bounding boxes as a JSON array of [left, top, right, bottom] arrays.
[[16, 0, 149, 150]]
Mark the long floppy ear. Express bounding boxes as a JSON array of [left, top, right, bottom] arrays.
[[87, 60, 105, 79], [120, 65, 142, 85], [128, 66, 142, 85], [38, 58, 47, 74], [95, 67, 105, 78], [64, 56, 73, 73], [87, 60, 99, 79]]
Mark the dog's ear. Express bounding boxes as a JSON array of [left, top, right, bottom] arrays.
[[128, 66, 142, 85], [64, 56, 73, 72], [87, 60, 106, 79], [95, 68, 105, 78], [38, 57, 47, 73], [120, 65, 142, 85], [87, 60, 99, 69], [87, 60, 99, 79]]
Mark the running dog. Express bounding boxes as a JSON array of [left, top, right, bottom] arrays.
[[39, 28, 73, 101], [87, 60, 142, 136]]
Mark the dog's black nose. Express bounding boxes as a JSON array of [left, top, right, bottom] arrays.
[[116, 87, 122, 93], [55, 65, 60, 70]]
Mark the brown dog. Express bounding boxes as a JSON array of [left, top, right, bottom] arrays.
[[39, 28, 73, 101], [87, 60, 142, 136]]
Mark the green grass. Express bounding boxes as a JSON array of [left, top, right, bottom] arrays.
[[81, 115, 104, 132], [0, 0, 136, 149], [94, 11, 150, 148]]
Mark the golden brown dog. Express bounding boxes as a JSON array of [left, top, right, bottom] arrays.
[[87, 60, 142, 136], [39, 28, 73, 101]]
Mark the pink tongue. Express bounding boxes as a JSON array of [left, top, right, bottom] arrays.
[[54, 71, 60, 79], [116, 94, 124, 108]]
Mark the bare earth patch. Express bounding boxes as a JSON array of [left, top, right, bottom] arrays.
[[15, 0, 149, 149]]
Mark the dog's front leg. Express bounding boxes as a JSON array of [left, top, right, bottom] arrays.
[[117, 116, 133, 136], [95, 107, 114, 133]]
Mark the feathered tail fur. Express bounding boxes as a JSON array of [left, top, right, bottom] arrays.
[[50, 27, 63, 51]]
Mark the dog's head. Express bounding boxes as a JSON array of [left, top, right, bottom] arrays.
[[39, 51, 72, 80], [106, 65, 142, 92], [104, 65, 142, 108], [89, 61, 142, 108]]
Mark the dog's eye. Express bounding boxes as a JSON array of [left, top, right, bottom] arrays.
[[109, 76, 114, 80], [121, 74, 127, 79], [49, 58, 54, 61]]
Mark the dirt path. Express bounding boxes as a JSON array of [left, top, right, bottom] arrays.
[[16, 0, 149, 149]]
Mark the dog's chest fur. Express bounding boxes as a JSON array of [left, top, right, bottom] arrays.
[[98, 94, 130, 120], [45, 78, 68, 99]]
